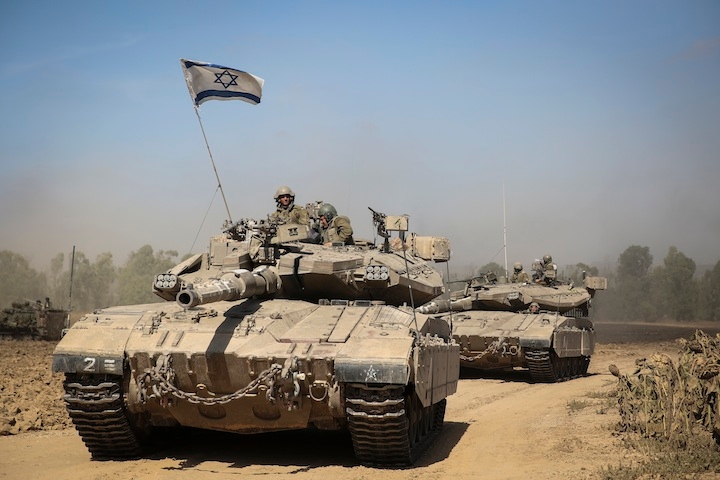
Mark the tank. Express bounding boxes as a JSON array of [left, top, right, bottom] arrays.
[[1, 299, 67, 340], [417, 271, 607, 382], [52, 209, 459, 466]]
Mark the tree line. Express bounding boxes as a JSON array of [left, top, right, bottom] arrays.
[[597, 245, 720, 322], [1, 244, 719, 322], [0, 247, 182, 314]]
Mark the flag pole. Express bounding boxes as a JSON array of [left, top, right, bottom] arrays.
[[192, 105, 233, 223], [180, 58, 264, 224]]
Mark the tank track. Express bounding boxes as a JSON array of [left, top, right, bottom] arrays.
[[62, 374, 144, 459], [345, 384, 446, 466], [525, 349, 590, 383]]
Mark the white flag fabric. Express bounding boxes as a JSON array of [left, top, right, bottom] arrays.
[[180, 58, 264, 106]]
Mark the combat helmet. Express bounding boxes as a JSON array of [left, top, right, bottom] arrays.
[[513, 262, 523, 272], [274, 185, 295, 200], [542, 254, 552, 264], [318, 203, 337, 222]]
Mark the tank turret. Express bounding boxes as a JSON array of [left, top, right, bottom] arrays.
[[426, 271, 607, 317], [152, 210, 451, 308], [53, 207, 459, 467]]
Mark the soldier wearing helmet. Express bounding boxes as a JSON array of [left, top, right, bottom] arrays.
[[269, 186, 309, 226], [317, 203, 354, 245], [534, 254, 557, 285], [528, 302, 540, 314], [509, 262, 530, 283]]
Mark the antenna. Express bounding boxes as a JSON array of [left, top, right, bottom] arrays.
[[502, 182, 508, 278], [65, 245, 76, 331]]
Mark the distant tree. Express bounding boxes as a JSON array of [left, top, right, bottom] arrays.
[[564, 262, 600, 285], [618, 245, 653, 279], [117, 246, 179, 305], [49, 253, 64, 297], [477, 262, 505, 277], [51, 251, 118, 312], [0, 251, 48, 308], [89, 252, 117, 309], [602, 245, 655, 321], [697, 260, 720, 322], [657, 246, 696, 321]]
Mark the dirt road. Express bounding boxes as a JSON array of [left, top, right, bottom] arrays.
[[1, 322, 717, 480]]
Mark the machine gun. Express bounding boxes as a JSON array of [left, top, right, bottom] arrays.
[[222, 218, 307, 264], [223, 218, 277, 242], [368, 207, 392, 253]]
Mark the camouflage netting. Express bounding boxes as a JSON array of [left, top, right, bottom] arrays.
[[610, 330, 720, 446]]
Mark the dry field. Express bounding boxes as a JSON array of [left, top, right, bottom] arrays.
[[1, 320, 719, 480]]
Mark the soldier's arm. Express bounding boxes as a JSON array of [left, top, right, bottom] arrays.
[[295, 207, 310, 226], [335, 217, 353, 241]]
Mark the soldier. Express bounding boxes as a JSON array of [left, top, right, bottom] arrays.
[[509, 262, 530, 283], [268, 186, 310, 226], [318, 204, 354, 245], [529, 302, 540, 314], [534, 254, 558, 286]]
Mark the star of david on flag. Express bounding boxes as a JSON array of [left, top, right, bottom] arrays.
[[180, 59, 264, 106]]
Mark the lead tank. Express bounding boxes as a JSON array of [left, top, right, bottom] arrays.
[[52, 210, 459, 466], [417, 271, 607, 382]]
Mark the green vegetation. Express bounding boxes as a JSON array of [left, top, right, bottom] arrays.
[[566, 398, 591, 414], [597, 245, 720, 322], [0, 246, 182, 313], [597, 432, 720, 479], [3, 241, 720, 320], [447, 244, 720, 322], [600, 330, 720, 479]]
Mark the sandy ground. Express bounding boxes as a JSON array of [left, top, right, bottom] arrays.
[[1, 321, 719, 480]]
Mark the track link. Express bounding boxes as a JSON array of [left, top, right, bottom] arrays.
[[63, 374, 143, 459], [526, 350, 590, 383], [345, 384, 445, 467]]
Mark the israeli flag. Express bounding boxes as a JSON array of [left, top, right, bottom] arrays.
[[180, 59, 264, 106]]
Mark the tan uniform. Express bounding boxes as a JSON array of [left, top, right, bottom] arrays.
[[510, 271, 530, 283], [322, 216, 354, 244], [269, 204, 309, 226], [536, 262, 557, 285]]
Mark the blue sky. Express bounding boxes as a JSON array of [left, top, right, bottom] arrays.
[[1, 1, 719, 276]]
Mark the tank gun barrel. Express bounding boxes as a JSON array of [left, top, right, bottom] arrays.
[[416, 297, 473, 314], [176, 267, 279, 309]]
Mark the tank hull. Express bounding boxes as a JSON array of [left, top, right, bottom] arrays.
[[448, 310, 595, 382], [53, 299, 459, 466]]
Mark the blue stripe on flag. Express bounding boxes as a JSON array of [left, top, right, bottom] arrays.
[[195, 90, 261, 105]]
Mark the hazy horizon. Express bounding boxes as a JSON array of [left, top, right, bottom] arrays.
[[2, 2, 719, 274]]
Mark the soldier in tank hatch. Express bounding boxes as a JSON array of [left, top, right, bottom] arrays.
[[533, 254, 558, 286], [269, 185, 310, 226], [318, 203, 354, 245], [510, 262, 530, 283]]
